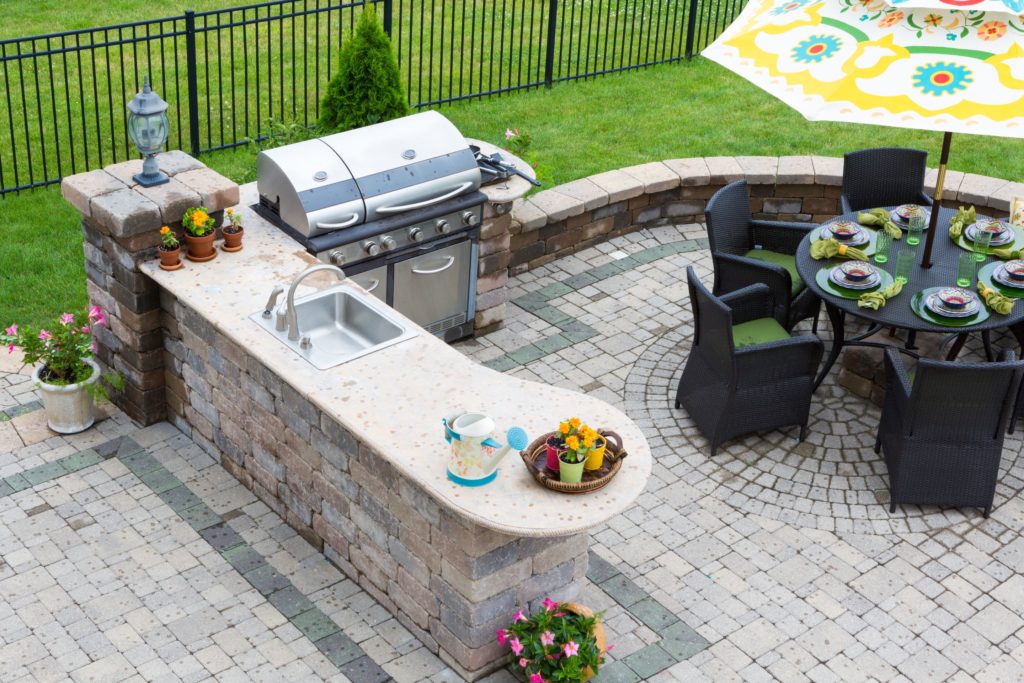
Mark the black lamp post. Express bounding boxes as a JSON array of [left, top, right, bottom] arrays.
[[126, 76, 170, 187]]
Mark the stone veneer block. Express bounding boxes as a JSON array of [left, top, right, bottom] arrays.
[[988, 181, 1024, 213], [811, 156, 844, 186], [734, 157, 778, 185], [157, 150, 206, 176], [777, 156, 815, 184], [958, 174, 1009, 207], [703, 157, 744, 184], [175, 168, 241, 211], [514, 199, 549, 232], [924, 168, 964, 199], [528, 189, 585, 223], [664, 158, 710, 186], [134, 178, 203, 225], [104, 159, 145, 188], [621, 162, 680, 193], [90, 188, 162, 238], [60, 170, 126, 218], [588, 169, 644, 203], [556, 178, 609, 211]]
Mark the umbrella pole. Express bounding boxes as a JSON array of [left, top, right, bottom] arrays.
[[921, 131, 953, 268]]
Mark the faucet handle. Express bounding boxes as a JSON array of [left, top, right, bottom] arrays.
[[263, 284, 285, 318]]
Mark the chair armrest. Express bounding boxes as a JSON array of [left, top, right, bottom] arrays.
[[750, 220, 817, 254], [734, 335, 824, 383], [840, 194, 853, 215], [713, 253, 792, 326], [918, 191, 934, 207], [720, 284, 775, 324], [883, 347, 913, 406]]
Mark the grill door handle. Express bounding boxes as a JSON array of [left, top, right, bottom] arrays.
[[412, 255, 456, 275], [376, 182, 474, 214], [356, 278, 380, 293], [316, 213, 360, 229]]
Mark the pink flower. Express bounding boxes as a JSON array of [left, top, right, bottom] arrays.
[[60, 313, 74, 325], [38, 330, 52, 341], [529, 674, 545, 683], [519, 657, 528, 668], [505, 128, 515, 140], [606, 643, 615, 652], [496, 629, 508, 646], [90, 343, 97, 352], [563, 641, 579, 657], [542, 597, 558, 612], [80, 326, 89, 334], [540, 630, 555, 646], [509, 637, 524, 657], [88, 305, 101, 320], [7, 344, 13, 354], [4, 324, 16, 336], [513, 608, 527, 623]]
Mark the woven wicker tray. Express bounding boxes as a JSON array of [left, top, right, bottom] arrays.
[[520, 429, 628, 494]]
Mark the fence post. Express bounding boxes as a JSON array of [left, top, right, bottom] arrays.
[[383, 0, 392, 36], [684, 0, 700, 58], [543, 0, 558, 87], [184, 10, 201, 156]]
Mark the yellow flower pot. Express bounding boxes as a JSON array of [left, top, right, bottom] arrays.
[[584, 434, 606, 470]]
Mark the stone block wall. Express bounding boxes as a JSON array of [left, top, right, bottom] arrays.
[[61, 151, 239, 425], [160, 293, 587, 680]]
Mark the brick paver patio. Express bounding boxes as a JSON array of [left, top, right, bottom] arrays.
[[3, 224, 1024, 681]]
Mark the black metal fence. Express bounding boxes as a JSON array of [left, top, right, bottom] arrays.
[[0, 0, 743, 196]]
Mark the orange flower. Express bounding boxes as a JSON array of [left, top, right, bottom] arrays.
[[978, 21, 1007, 41], [159, 226, 170, 235], [568, 417, 581, 429], [878, 11, 903, 28], [558, 422, 570, 435], [565, 435, 580, 451], [191, 209, 209, 226]]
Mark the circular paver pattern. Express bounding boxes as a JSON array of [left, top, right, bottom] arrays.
[[626, 322, 1024, 534]]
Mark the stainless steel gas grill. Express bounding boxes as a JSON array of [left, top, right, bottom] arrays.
[[255, 111, 486, 342]]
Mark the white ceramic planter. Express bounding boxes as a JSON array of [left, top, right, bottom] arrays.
[[33, 358, 100, 434]]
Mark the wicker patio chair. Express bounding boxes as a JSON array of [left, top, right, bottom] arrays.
[[706, 180, 820, 331], [875, 347, 1022, 518], [840, 148, 934, 214], [675, 267, 824, 456]]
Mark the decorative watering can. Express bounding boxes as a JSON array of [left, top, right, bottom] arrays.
[[443, 412, 528, 486]]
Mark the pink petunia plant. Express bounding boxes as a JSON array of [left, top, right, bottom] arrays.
[[499, 597, 606, 681]]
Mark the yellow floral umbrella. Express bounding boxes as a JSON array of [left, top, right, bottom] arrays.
[[703, 0, 1024, 265]]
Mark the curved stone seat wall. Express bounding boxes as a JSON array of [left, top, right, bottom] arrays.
[[504, 155, 1023, 279]]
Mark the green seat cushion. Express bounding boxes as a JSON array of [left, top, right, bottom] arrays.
[[732, 317, 790, 349], [744, 249, 803, 297]]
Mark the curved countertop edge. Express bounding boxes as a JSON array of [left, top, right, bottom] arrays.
[[140, 183, 652, 538]]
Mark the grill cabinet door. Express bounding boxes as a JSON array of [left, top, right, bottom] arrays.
[[392, 240, 471, 333], [348, 265, 387, 304]]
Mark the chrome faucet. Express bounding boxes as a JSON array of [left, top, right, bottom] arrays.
[[285, 264, 346, 341]]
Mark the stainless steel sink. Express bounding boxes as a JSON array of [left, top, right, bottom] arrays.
[[250, 284, 417, 369]]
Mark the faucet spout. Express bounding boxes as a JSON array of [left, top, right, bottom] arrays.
[[285, 264, 346, 341]]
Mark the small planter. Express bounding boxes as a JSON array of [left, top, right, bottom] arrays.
[[545, 435, 563, 473], [563, 603, 607, 682], [157, 245, 183, 271], [558, 453, 585, 483], [184, 232, 217, 262], [222, 226, 244, 252], [584, 434, 606, 471], [34, 358, 100, 434]]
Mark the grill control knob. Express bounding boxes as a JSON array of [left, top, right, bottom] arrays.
[[328, 250, 346, 266], [408, 227, 424, 242], [462, 211, 476, 226], [363, 241, 380, 257], [380, 236, 396, 251], [436, 219, 451, 235]]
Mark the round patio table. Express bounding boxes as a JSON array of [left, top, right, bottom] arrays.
[[795, 207, 1024, 389]]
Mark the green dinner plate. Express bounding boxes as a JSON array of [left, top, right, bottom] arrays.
[[956, 225, 1024, 256], [814, 266, 894, 300], [910, 288, 991, 327], [811, 225, 878, 257], [979, 261, 1024, 300]]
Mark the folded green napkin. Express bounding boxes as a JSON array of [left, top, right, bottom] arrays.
[[978, 281, 1014, 315], [948, 205, 976, 241], [809, 238, 869, 261], [857, 280, 904, 310], [988, 246, 1021, 260], [858, 208, 902, 240]]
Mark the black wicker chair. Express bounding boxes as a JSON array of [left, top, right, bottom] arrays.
[[840, 148, 934, 214], [875, 347, 1022, 518], [706, 180, 819, 331], [675, 267, 824, 456]]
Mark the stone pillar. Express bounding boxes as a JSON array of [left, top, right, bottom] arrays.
[[60, 151, 239, 425]]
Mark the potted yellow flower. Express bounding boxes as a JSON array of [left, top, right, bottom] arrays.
[[182, 206, 217, 261], [157, 225, 182, 270], [222, 207, 244, 252], [560, 423, 599, 484]]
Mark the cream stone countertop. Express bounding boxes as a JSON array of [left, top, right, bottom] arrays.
[[141, 183, 651, 537]]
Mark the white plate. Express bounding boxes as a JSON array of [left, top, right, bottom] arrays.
[[829, 268, 881, 290], [966, 222, 1013, 247], [890, 207, 931, 226], [819, 225, 869, 247], [925, 292, 980, 318], [992, 264, 1024, 289]]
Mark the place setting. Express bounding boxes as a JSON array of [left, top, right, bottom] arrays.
[[811, 220, 877, 255], [814, 260, 894, 299], [954, 217, 1024, 257], [910, 286, 990, 328], [979, 258, 1024, 301]]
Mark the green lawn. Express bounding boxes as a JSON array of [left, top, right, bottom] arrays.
[[4, 57, 1024, 329]]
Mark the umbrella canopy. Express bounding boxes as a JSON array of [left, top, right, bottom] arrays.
[[702, 0, 1024, 137]]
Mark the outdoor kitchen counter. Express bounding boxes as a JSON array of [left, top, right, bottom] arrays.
[[141, 182, 652, 538]]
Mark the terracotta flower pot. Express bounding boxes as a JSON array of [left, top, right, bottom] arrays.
[[222, 226, 244, 252], [158, 246, 182, 271], [185, 231, 216, 262], [564, 603, 607, 682]]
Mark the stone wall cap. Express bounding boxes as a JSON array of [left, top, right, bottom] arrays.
[[620, 161, 680, 193], [734, 156, 778, 185], [588, 169, 644, 203], [555, 178, 609, 211], [663, 158, 710, 186], [988, 181, 1024, 213], [90, 187, 162, 239], [957, 172, 1009, 208], [811, 155, 844, 186], [133, 177, 203, 225], [777, 155, 815, 185], [61, 169, 126, 218], [156, 150, 206, 176], [513, 198, 548, 232], [104, 159, 145, 188], [174, 167, 241, 212], [703, 156, 745, 184], [526, 189, 584, 223]]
